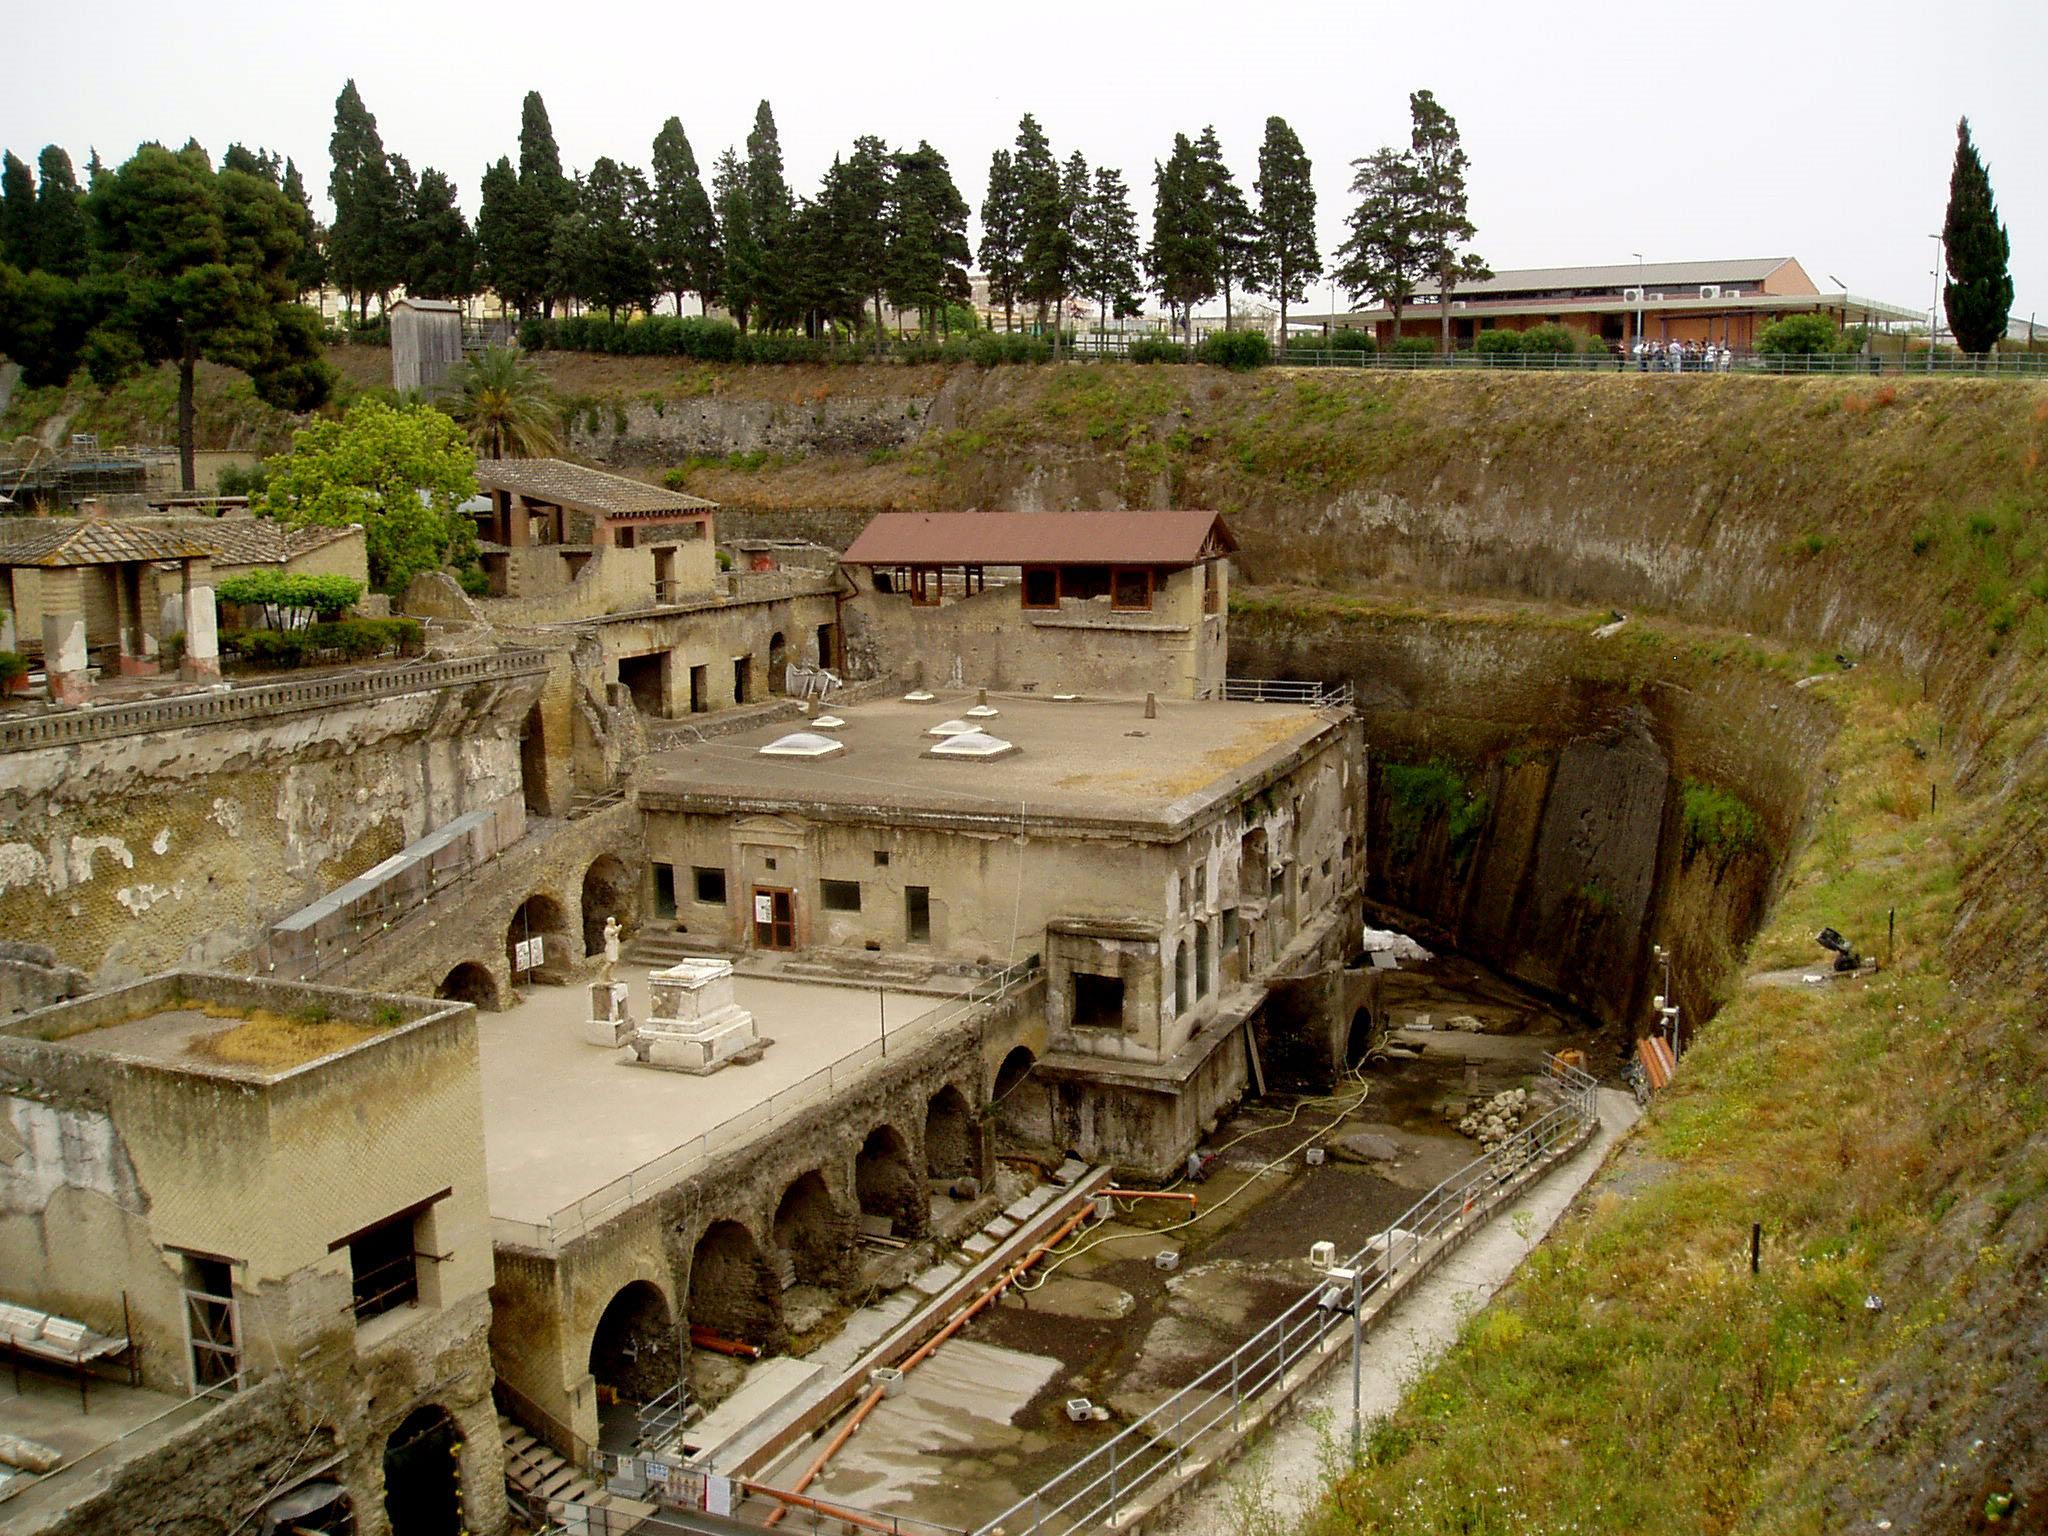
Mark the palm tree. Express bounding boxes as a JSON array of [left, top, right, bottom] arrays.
[[443, 346, 563, 460]]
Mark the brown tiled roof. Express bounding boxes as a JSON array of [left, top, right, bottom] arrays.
[[0, 519, 219, 567], [841, 510, 1237, 567], [475, 459, 717, 516], [133, 517, 360, 568]]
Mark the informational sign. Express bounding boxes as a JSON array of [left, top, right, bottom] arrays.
[[644, 1461, 669, 1483], [753, 893, 774, 923], [705, 1474, 733, 1517], [513, 935, 545, 972]]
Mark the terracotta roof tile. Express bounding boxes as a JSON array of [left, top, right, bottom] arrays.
[[0, 519, 219, 567], [841, 510, 1236, 567], [475, 459, 717, 517]]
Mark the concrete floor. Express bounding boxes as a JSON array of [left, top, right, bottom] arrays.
[[476, 974, 944, 1224], [0, 1369, 195, 1524]]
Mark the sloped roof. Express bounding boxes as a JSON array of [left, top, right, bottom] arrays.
[[134, 517, 361, 568], [475, 459, 717, 517], [1426, 257, 1800, 300], [842, 510, 1236, 567], [0, 519, 219, 567]]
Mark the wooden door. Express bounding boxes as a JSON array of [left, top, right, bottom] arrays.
[[753, 886, 795, 949]]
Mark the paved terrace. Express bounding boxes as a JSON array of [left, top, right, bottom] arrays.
[[637, 690, 1338, 831], [478, 974, 954, 1232]]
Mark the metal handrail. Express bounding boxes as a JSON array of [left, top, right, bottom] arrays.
[[1215, 677, 1354, 709], [491, 955, 1044, 1253], [976, 1056, 1600, 1536]]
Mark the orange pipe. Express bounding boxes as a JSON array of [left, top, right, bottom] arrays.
[[1105, 1188, 1199, 1207], [742, 1480, 906, 1534], [761, 1197, 1098, 1526], [690, 1327, 762, 1359]]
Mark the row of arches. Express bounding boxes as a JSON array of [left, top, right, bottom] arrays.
[[432, 850, 642, 1010]]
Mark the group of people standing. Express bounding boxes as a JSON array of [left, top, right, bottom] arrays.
[[1631, 338, 1734, 372]]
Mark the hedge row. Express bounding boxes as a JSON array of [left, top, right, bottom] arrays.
[[221, 618, 423, 669]]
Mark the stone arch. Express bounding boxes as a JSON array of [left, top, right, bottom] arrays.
[[1346, 1006, 1376, 1069], [992, 1045, 1037, 1102], [687, 1219, 782, 1353], [768, 631, 788, 694], [580, 853, 639, 957], [855, 1124, 926, 1239], [1173, 940, 1190, 1016], [773, 1170, 852, 1288], [382, 1403, 464, 1536], [587, 1280, 680, 1417], [924, 1085, 976, 1180], [436, 961, 500, 1011], [506, 892, 571, 982], [520, 701, 549, 818]]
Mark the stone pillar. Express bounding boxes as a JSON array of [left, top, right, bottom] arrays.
[[180, 557, 221, 682], [505, 492, 530, 548], [0, 568, 16, 654], [40, 566, 90, 705]]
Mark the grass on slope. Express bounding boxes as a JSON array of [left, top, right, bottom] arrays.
[[1304, 664, 2046, 1535]]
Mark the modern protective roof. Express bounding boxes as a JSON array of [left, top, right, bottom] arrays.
[[0, 519, 219, 567], [1424, 257, 1804, 299], [842, 510, 1236, 567], [474, 458, 717, 517]]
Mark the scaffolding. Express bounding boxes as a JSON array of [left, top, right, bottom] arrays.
[[1, 434, 177, 511]]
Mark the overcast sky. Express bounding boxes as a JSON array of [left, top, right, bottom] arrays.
[[8, 0, 2046, 322]]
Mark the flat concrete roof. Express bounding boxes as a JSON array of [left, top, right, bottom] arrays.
[[638, 691, 1340, 833], [477, 974, 949, 1228]]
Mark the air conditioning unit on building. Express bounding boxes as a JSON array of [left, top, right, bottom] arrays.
[[1452, 301, 1468, 309], [1623, 286, 1644, 303], [1647, 293, 1666, 302], [1699, 285, 1723, 299]]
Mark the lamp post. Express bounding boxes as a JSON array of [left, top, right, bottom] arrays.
[[1314, 1247, 1365, 1461], [1633, 251, 1645, 350], [1929, 233, 1944, 374]]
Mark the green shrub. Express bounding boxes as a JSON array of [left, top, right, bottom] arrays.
[[456, 565, 491, 597], [214, 571, 366, 629], [1517, 323, 1580, 356], [1196, 330, 1272, 371], [215, 461, 270, 497], [1129, 335, 1190, 364], [0, 650, 27, 686], [1679, 778, 1763, 858], [1383, 758, 1489, 861], [222, 628, 310, 668], [1474, 328, 1523, 356], [969, 332, 1052, 366], [1326, 328, 1377, 353], [1756, 313, 1846, 356], [1391, 336, 1437, 357]]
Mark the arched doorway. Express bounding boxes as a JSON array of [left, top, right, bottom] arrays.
[[855, 1125, 924, 1239], [993, 1046, 1036, 1102], [1173, 941, 1190, 1016], [382, 1404, 463, 1536], [768, 631, 788, 694], [520, 702, 549, 817], [688, 1220, 781, 1353], [506, 893, 569, 983], [924, 1086, 975, 1180], [581, 854, 638, 957], [589, 1281, 680, 1446], [436, 961, 499, 1010], [773, 1171, 849, 1288], [1346, 1007, 1378, 1069]]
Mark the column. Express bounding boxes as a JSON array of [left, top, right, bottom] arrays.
[[180, 557, 221, 682], [40, 565, 90, 705]]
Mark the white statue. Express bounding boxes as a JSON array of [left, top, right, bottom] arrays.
[[602, 914, 622, 979]]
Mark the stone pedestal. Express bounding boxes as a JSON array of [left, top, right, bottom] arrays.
[[627, 958, 762, 1075], [585, 980, 633, 1048]]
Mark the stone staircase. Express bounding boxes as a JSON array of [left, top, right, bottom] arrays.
[[497, 1415, 654, 1527], [620, 928, 724, 970]]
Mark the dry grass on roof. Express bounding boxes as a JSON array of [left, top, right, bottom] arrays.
[[182, 1002, 388, 1071], [1051, 713, 1312, 799]]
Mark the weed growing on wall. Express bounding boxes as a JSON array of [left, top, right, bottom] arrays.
[[1383, 758, 1489, 864], [1678, 779, 1763, 861]]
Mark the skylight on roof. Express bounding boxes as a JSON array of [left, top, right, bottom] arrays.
[[964, 704, 1000, 718], [903, 689, 936, 702], [759, 732, 845, 758], [926, 733, 1018, 760], [811, 714, 846, 729], [927, 719, 984, 737]]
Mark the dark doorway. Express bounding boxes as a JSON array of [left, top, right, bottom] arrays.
[[382, 1405, 463, 1536], [688, 1221, 781, 1352], [653, 863, 677, 921], [753, 886, 795, 950], [816, 621, 838, 670], [773, 1171, 849, 1288], [690, 664, 708, 713], [733, 654, 753, 704], [520, 703, 548, 817], [437, 962, 499, 1010], [924, 1086, 975, 1179], [904, 885, 930, 943], [588, 1281, 680, 1441], [855, 1125, 925, 1238], [993, 1046, 1036, 1101], [507, 894, 569, 981], [768, 632, 788, 694], [581, 854, 638, 956], [1346, 1006, 1377, 1068], [618, 653, 667, 716]]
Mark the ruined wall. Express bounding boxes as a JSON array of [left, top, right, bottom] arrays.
[[0, 672, 541, 984]]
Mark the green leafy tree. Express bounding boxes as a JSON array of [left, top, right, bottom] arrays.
[[1147, 133, 1218, 340], [61, 144, 334, 489], [1077, 165, 1144, 335], [442, 345, 562, 459], [0, 264, 93, 385], [327, 80, 405, 319], [979, 149, 1025, 333], [280, 158, 326, 298], [649, 117, 721, 317], [404, 166, 476, 301], [1194, 126, 1257, 327], [34, 147, 89, 277], [1941, 116, 2013, 356], [1, 152, 36, 269], [1409, 90, 1487, 354], [214, 570, 364, 630], [555, 158, 655, 320], [1755, 313, 1845, 356], [518, 91, 578, 317], [1253, 116, 1320, 341], [254, 397, 477, 593], [885, 141, 971, 335], [1335, 146, 1429, 346]]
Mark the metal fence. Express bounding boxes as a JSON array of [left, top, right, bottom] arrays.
[[491, 955, 1044, 1253], [1212, 677, 1355, 708], [975, 1056, 1601, 1536], [1263, 347, 2048, 376]]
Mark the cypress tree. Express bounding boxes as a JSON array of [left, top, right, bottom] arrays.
[[711, 149, 761, 332], [281, 158, 327, 299], [327, 81, 404, 320], [1011, 114, 1060, 330], [743, 101, 795, 328], [476, 156, 537, 318], [1147, 133, 1218, 340], [1078, 165, 1143, 335], [405, 167, 476, 302], [1, 151, 38, 270], [518, 92, 578, 317], [1941, 116, 2013, 356], [34, 147, 90, 278], [650, 118, 721, 317], [1253, 115, 1320, 341], [886, 141, 970, 336], [1335, 146, 1430, 345], [1194, 126, 1256, 327], [978, 149, 1024, 332], [1409, 89, 1487, 355]]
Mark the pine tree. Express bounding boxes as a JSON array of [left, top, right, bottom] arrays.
[[1078, 166, 1143, 336], [1942, 116, 2013, 356], [650, 117, 721, 316], [1194, 127, 1256, 328], [744, 101, 796, 329], [1408, 90, 1487, 354], [712, 148, 761, 332], [1011, 115, 1061, 330], [327, 80, 406, 320], [405, 167, 476, 302], [518, 91, 578, 317], [1, 151, 38, 270], [885, 141, 971, 335], [281, 158, 327, 299], [34, 147, 89, 278], [1147, 133, 1218, 340], [575, 158, 656, 321], [1253, 116, 1320, 341], [476, 156, 538, 317], [1334, 147, 1429, 345], [828, 136, 893, 350], [978, 149, 1024, 332]]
